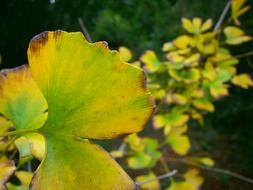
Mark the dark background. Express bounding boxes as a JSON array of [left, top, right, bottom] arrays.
[[1, 0, 253, 189]]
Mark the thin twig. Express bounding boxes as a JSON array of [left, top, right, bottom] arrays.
[[78, 17, 92, 43], [193, 163, 253, 184], [166, 157, 253, 184], [135, 170, 177, 186], [214, 0, 231, 31]]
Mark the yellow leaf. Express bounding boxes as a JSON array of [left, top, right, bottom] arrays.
[[192, 18, 202, 33], [224, 26, 252, 45], [166, 125, 190, 155], [182, 18, 194, 33], [193, 98, 215, 112], [119, 46, 132, 62], [162, 42, 175, 52], [210, 85, 229, 99], [136, 172, 160, 190], [15, 171, 33, 186], [173, 35, 193, 49], [232, 74, 253, 89], [110, 150, 124, 158], [231, 0, 250, 24], [0, 66, 48, 131], [200, 19, 213, 32], [0, 161, 16, 189], [167, 169, 203, 190], [141, 50, 163, 72], [153, 113, 189, 129]]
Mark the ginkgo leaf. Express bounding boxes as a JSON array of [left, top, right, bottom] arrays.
[[200, 19, 212, 33], [182, 18, 194, 34], [15, 133, 45, 161], [15, 171, 33, 186], [119, 46, 132, 62], [167, 169, 203, 190], [141, 51, 163, 72], [193, 98, 214, 112], [231, 0, 250, 25], [0, 161, 16, 189], [0, 66, 48, 131], [224, 26, 252, 45], [173, 35, 193, 49], [232, 74, 253, 89], [187, 157, 215, 167], [166, 125, 190, 155], [26, 31, 154, 189], [136, 172, 160, 190], [153, 112, 189, 129]]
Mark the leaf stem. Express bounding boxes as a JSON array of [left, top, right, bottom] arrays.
[[0, 128, 38, 137]]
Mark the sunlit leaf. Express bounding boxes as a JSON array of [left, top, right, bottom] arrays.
[[119, 46, 132, 62], [224, 26, 252, 45], [193, 98, 214, 112], [231, 0, 250, 25], [0, 66, 48, 131], [200, 19, 213, 32], [187, 157, 215, 167], [166, 125, 190, 155], [15, 171, 33, 186], [173, 35, 193, 49], [167, 169, 203, 190], [136, 172, 160, 190], [26, 31, 154, 189], [0, 161, 16, 189], [232, 73, 253, 89], [141, 51, 163, 72], [169, 68, 200, 83], [127, 152, 152, 169], [153, 112, 189, 129]]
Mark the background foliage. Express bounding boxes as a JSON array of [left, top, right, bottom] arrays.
[[0, 0, 253, 189]]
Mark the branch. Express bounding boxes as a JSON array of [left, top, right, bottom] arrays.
[[166, 157, 253, 185], [193, 163, 253, 184], [78, 17, 92, 43], [135, 170, 177, 186], [214, 0, 231, 31]]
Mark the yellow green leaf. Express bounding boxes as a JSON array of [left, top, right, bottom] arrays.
[[136, 172, 160, 190], [119, 46, 132, 62], [231, 0, 250, 25], [182, 18, 194, 34], [15, 171, 33, 186], [162, 42, 175, 52], [0, 161, 16, 189], [224, 26, 252, 45], [0, 66, 48, 131], [153, 113, 189, 129], [193, 98, 215, 112], [27, 31, 154, 189], [173, 35, 193, 49], [24, 133, 45, 161], [200, 19, 213, 32], [232, 74, 253, 89], [6, 183, 29, 190], [167, 169, 203, 190], [110, 150, 124, 158], [166, 125, 190, 155], [210, 85, 229, 99], [141, 50, 163, 72], [169, 68, 200, 83], [187, 157, 215, 167], [127, 152, 152, 169]]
